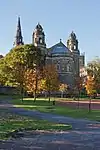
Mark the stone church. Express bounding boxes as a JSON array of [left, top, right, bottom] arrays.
[[14, 17, 85, 88]]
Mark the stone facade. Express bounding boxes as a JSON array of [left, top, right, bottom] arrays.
[[32, 24, 85, 87], [14, 18, 85, 88]]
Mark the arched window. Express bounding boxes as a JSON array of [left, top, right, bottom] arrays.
[[39, 38, 42, 44], [74, 45, 76, 50], [57, 64, 60, 71], [67, 64, 70, 72]]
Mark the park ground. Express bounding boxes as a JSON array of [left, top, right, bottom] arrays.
[[0, 95, 100, 149]]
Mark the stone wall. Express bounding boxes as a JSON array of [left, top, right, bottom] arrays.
[[0, 86, 17, 95]]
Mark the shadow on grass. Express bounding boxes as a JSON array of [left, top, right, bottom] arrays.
[[0, 110, 72, 140]]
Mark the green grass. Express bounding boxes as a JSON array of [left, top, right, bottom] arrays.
[[0, 110, 72, 140], [12, 97, 100, 121]]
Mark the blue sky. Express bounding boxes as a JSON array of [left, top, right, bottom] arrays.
[[0, 0, 100, 63]]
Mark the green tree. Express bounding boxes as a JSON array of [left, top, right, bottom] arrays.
[[0, 58, 9, 85], [0, 44, 44, 89]]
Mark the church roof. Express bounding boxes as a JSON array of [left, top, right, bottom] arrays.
[[48, 40, 70, 55], [33, 23, 44, 35]]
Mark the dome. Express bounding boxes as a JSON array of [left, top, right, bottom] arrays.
[[48, 40, 70, 55], [69, 31, 76, 39], [33, 23, 44, 35], [35, 23, 43, 31]]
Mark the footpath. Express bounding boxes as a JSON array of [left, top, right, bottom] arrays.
[[0, 97, 100, 150]]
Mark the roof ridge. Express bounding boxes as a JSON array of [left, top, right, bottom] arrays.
[[49, 41, 68, 49], [48, 41, 70, 55]]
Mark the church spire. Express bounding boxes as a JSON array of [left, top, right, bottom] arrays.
[[14, 17, 24, 46]]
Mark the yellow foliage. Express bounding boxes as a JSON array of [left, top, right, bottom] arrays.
[[42, 64, 59, 92], [86, 76, 96, 95], [24, 68, 42, 94], [59, 84, 68, 92]]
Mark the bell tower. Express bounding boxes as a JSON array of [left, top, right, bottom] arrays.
[[67, 31, 79, 53], [67, 31, 80, 78], [32, 23, 46, 49]]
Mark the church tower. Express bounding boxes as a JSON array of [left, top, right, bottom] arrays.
[[32, 23, 46, 49], [67, 31, 80, 78], [67, 31, 79, 53], [13, 17, 24, 46]]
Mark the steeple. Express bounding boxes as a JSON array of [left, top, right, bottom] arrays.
[[14, 17, 24, 46]]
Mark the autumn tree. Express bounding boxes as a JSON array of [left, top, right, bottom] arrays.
[[41, 64, 59, 102], [86, 76, 96, 112], [87, 58, 100, 93], [59, 83, 68, 98], [86, 76, 96, 96], [24, 68, 42, 101]]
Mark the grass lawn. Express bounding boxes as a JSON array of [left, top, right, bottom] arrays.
[[12, 97, 100, 121], [0, 109, 72, 140]]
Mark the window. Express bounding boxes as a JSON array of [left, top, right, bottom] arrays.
[[57, 64, 60, 71], [39, 38, 42, 44], [74, 45, 76, 50], [67, 64, 71, 72]]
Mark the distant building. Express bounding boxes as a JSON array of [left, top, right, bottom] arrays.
[[13, 17, 85, 88]]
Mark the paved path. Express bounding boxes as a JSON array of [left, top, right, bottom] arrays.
[[0, 97, 100, 150]]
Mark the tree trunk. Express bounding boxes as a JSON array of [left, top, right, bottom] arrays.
[[48, 91, 51, 102], [89, 96, 92, 112], [34, 73, 38, 102], [61, 91, 63, 98], [77, 96, 79, 109], [45, 91, 47, 99], [34, 90, 36, 102], [77, 90, 80, 109], [20, 84, 23, 102]]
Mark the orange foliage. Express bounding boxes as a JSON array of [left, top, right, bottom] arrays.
[[42, 64, 59, 92], [86, 76, 96, 95], [59, 84, 68, 92], [24, 68, 42, 94]]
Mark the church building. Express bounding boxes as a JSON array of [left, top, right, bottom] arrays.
[[13, 17, 85, 88]]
